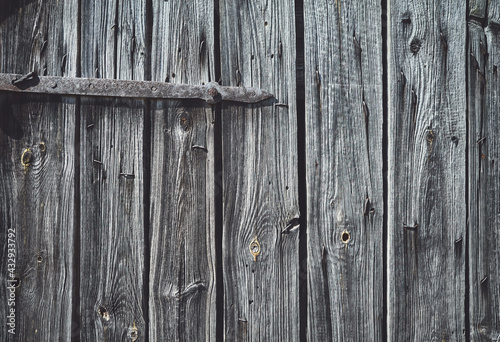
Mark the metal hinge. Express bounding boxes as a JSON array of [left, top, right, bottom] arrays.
[[0, 72, 273, 104]]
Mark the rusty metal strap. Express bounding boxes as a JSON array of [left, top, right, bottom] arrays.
[[0, 72, 274, 104]]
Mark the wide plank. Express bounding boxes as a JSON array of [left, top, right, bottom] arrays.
[[220, 1, 300, 341], [388, 0, 467, 340], [0, 0, 78, 340], [148, 1, 216, 341], [304, 0, 385, 340], [79, 0, 147, 340]]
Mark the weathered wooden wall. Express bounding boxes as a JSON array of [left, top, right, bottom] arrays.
[[468, 1, 500, 340], [0, 0, 78, 341], [388, 0, 467, 340], [79, 1, 147, 340], [148, 1, 216, 341], [304, 0, 384, 339], [219, 0, 299, 340], [0, 0, 499, 341]]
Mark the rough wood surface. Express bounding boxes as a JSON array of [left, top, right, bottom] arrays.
[[0, 0, 78, 340], [388, 0, 467, 340], [304, 0, 384, 340], [470, 0, 488, 19], [220, 1, 300, 341], [468, 4, 500, 339], [148, 1, 216, 341], [79, 0, 146, 340]]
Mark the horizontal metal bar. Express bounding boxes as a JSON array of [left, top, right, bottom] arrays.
[[0, 72, 274, 104]]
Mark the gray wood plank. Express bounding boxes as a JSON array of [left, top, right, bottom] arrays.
[[470, 0, 488, 19], [0, 0, 78, 340], [388, 0, 467, 340], [304, 0, 384, 340], [219, 1, 300, 341], [148, 1, 216, 341], [79, 0, 147, 340], [468, 7, 500, 340]]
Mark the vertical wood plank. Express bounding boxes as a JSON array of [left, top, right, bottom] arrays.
[[304, 0, 384, 340], [148, 1, 216, 341], [79, 0, 147, 340], [219, 1, 299, 341], [468, 2, 500, 339], [0, 0, 78, 340], [388, 0, 467, 340]]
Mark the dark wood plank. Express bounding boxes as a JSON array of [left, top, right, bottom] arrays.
[[219, 1, 300, 341], [79, 0, 147, 340], [388, 0, 467, 340], [148, 1, 216, 341], [304, 0, 384, 340], [468, 5, 500, 339], [0, 0, 78, 340]]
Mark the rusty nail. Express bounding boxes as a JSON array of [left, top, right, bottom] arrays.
[[403, 223, 418, 231], [476, 136, 486, 144], [192, 145, 208, 153]]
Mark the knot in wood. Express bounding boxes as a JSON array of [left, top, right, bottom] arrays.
[[21, 148, 33, 166], [410, 38, 421, 54], [249, 237, 261, 262]]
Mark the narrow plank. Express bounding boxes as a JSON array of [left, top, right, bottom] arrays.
[[304, 0, 384, 340], [468, 6, 500, 339], [79, 0, 147, 340], [219, 1, 300, 341], [388, 0, 467, 340], [0, 0, 78, 340], [148, 1, 216, 341]]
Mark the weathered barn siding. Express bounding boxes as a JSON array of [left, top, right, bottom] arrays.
[[148, 1, 216, 341], [79, 0, 147, 340], [0, 1, 78, 341], [304, 0, 385, 340], [468, 1, 500, 339], [219, 0, 300, 340], [388, 0, 467, 340], [1, 0, 500, 341]]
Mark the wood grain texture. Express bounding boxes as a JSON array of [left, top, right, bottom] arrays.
[[79, 0, 147, 340], [304, 0, 384, 340], [220, 1, 300, 341], [148, 1, 216, 341], [470, 0, 487, 19], [468, 4, 500, 339], [0, 0, 78, 340], [388, 0, 467, 340]]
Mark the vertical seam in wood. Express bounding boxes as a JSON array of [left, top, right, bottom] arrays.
[[214, 0, 224, 341], [71, 0, 82, 340], [295, 0, 307, 340], [72, 100, 82, 342], [381, 0, 389, 340], [214, 103, 223, 342], [143, 98, 151, 342], [465, 1, 471, 341], [112, 0, 119, 80], [143, 1, 153, 341]]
